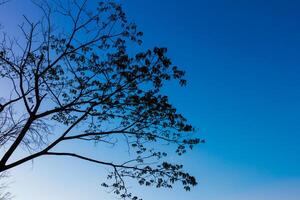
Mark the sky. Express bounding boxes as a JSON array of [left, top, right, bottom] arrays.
[[0, 0, 300, 199]]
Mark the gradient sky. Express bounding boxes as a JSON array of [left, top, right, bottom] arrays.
[[0, 0, 300, 199]]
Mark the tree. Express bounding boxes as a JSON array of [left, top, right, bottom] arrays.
[[0, 0, 202, 199], [0, 173, 11, 200]]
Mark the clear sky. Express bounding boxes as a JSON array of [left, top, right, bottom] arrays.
[[0, 0, 300, 200]]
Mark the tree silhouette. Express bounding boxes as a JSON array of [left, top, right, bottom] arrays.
[[0, 173, 11, 200], [0, 1, 202, 199]]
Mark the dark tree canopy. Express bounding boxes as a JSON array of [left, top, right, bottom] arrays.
[[0, 1, 202, 199]]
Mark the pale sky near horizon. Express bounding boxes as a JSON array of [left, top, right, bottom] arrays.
[[0, 0, 300, 200]]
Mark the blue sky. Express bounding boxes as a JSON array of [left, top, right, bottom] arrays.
[[0, 0, 300, 199]]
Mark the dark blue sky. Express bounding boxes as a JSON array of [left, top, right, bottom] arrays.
[[123, 1, 300, 199], [125, 0, 300, 176], [1, 0, 300, 199]]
